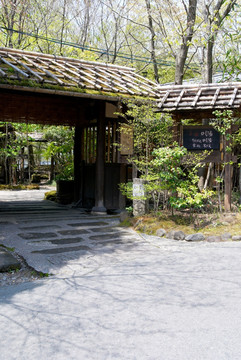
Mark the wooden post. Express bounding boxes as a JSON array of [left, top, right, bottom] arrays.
[[74, 125, 83, 203], [224, 129, 232, 212], [172, 114, 181, 144], [92, 101, 107, 214]]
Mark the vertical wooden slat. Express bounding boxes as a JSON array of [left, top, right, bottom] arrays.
[[107, 121, 111, 162], [113, 121, 117, 163], [89, 126, 92, 163], [85, 128, 88, 162], [92, 126, 96, 162], [81, 128, 85, 161]]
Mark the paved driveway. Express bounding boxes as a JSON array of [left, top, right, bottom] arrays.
[[1, 190, 241, 359]]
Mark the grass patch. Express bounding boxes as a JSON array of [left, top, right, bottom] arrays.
[[0, 244, 15, 252], [30, 270, 50, 278], [130, 212, 241, 237]]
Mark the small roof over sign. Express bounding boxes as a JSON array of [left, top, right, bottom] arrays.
[[157, 83, 241, 115]]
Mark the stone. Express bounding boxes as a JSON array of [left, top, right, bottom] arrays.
[[156, 229, 166, 237], [232, 235, 241, 241], [31, 245, 91, 254], [20, 225, 61, 230], [0, 249, 21, 272], [223, 216, 235, 224], [221, 233, 232, 241], [90, 227, 115, 233], [133, 178, 149, 216], [18, 232, 58, 240], [68, 222, 108, 227], [89, 233, 124, 241], [119, 211, 130, 223], [206, 235, 221, 242], [50, 238, 84, 245], [166, 230, 185, 240], [58, 229, 88, 236], [185, 233, 205, 242]]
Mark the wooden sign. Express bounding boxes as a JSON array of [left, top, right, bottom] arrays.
[[120, 125, 134, 155], [183, 128, 220, 150]]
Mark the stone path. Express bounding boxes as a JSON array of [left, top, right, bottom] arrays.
[[0, 189, 143, 276]]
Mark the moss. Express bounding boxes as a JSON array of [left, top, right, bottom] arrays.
[[44, 190, 57, 201], [0, 77, 156, 101], [0, 244, 15, 252], [132, 212, 241, 237]]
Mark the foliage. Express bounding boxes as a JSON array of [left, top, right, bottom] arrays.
[[209, 110, 241, 211], [43, 126, 74, 180], [119, 101, 214, 214], [0, 122, 74, 184], [120, 141, 213, 213], [0, 0, 238, 84], [118, 100, 173, 173]]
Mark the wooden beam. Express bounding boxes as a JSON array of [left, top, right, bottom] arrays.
[[224, 128, 232, 212], [92, 101, 107, 213]]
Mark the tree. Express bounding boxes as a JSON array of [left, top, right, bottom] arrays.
[[0, 0, 32, 48], [174, 0, 198, 84], [200, 0, 238, 83]]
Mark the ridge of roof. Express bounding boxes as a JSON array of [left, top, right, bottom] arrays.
[[0, 47, 135, 71]]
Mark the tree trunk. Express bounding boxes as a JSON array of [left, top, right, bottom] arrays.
[[145, 0, 159, 83], [175, 0, 197, 84]]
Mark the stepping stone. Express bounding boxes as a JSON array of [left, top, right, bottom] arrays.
[[31, 245, 91, 254], [50, 238, 84, 245], [90, 227, 116, 233], [58, 229, 88, 236], [90, 233, 125, 241], [0, 249, 21, 272], [20, 225, 61, 230], [68, 222, 108, 227], [0, 221, 14, 225], [28, 238, 84, 245], [18, 232, 58, 240], [96, 239, 135, 246]]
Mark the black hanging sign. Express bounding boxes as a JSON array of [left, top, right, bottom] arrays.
[[183, 128, 220, 150]]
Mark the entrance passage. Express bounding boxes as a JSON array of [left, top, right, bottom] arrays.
[[0, 188, 138, 276]]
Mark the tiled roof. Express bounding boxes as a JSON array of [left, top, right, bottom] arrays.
[[157, 83, 241, 112], [0, 47, 160, 98]]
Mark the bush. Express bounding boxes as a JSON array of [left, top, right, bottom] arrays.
[[44, 190, 57, 202]]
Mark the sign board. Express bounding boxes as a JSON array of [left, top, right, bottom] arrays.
[[183, 128, 220, 150], [120, 125, 134, 155]]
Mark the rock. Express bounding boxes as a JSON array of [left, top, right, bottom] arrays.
[[0, 249, 21, 272], [221, 232, 232, 241], [185, 233, 205, 242], [156, 228, 166, 237], [120, 210, 130, 222], [232, 235, 241, 241], [206, 235, 221, 242], [223, 216, 235, 224], [167, 230, 185, 240]]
